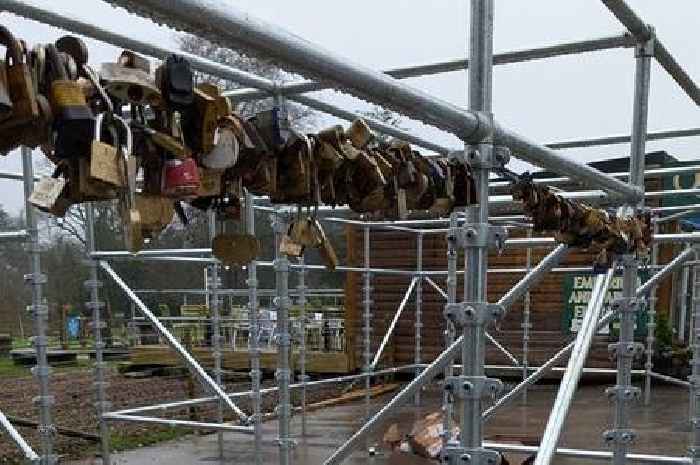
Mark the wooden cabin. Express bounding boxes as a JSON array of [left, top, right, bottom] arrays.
[[344, 152, 695, 372]]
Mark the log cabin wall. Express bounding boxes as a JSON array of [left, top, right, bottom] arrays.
[[344, 153, 679, 373]]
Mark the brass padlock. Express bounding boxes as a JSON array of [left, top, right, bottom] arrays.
[[0, 60, 12, 120], [212, 233, 260, 266], [46, 44, 94, 159], [0, 25, 39, 129], [90, 113, 129, 187]]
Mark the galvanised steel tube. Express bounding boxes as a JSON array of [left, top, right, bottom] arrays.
[[362, 225, 372, 450], [370, 277, 418, 370], [109, 364, 421, 417], [648, 371, 690, 388], [644, 219, 660, 405], [227, 33, 634, 100], [103, 414, 254, 433], [1, 1, 451, 157], [207, 211, 225, 459], [0, 230, 28, 241], [489, 164, 700, 189], [533, 268, 615, 465], [443, 214, 458, 449], [485, 247, 697, 420], [99, 261, 249, 422], [545, 127, 700, 150], [85, 204, 111, 465], [425, 277, 521, 366], [493, 123, 642, 200], [689, 260, 700, 464], [103, 0, 485, 140], [271, 210, 292, 465], [0, 409, 40, 462], [601, 0, 700, 106], [522, 230, 533, 404], [414, 234, 424, 406], [499, 244, 570, 310], [485, 442, 691, 465], [296, 256, 308, 436], [22, 147, 54, 465], [680, 263, 691, 344]]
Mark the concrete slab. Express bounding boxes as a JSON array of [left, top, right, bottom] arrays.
[[74, 384, 691, 465]]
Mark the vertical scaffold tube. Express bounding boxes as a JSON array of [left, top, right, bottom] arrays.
[[85, 203, 111, 465], [272, 209, 293, 465], [22, 146, 55, 465], [414, 233, 424, 406], [207, 210, 224, 459], [690, 257, 700, 464], [644, 218, 659, 405], [245, 192, 263, 465], [443, 213, 458, 448], [362, 225, 372, 452], [605, 32, 652, 465], [297, 255, 308, 436]]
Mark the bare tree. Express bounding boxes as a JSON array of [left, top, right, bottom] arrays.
[[178, 34, 316, 130]]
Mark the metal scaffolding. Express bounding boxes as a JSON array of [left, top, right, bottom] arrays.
[[0, 1, 699, 465]]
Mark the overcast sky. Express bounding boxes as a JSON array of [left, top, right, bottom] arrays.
[[0, 0, 698, 215]]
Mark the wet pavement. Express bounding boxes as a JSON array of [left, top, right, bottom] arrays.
[[80, 383, 692, 465]]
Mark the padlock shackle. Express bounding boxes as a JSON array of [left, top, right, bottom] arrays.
[[45, 44, 68, 81], [0, 25, 25, 66]]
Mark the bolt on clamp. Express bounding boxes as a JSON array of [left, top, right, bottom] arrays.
[[444, 376, 503, 401], [603, 428, 636, 445], [442, 445, 502, 465], [444, 302, 504, 329]]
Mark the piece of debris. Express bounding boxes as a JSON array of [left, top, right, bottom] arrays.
[[383, 423, 402, 450]]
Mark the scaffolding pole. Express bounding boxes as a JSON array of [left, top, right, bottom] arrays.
[[0, 408, 40, 463], [22, 146, 55, 465], [533, 268, 615, 465], [207, 210, 225, 459], [690, 257, 700, 464], [644, 219, 660, 405], [296, 255, 308, 436], [414, 233, 424, 406], [362, 225, 372, 453], [99, 261, 249, 422], [85, 204, 111, 465], [246, 192, 263, 465], [522, 229, 533, 404]]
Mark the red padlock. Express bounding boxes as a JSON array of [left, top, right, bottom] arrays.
[[162, 157, 200, 198]]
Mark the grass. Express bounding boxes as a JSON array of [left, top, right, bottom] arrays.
[[110, 428, 190, 451], [0, 357, 31, 377]]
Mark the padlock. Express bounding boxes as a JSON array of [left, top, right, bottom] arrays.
[[155, 54, 193, 110], [182, 84, 220, 153], [212, 233, 260, 266], [251, 106, 290, 150], [0, 60, 12, 120], [101, 50, 160, 106], [162, 157, 201, 198], [195, 167, 223, 198], [120, 134, 143, 253], [55, 35, 89, 70], [310, 218, 338, 271], [346, 118, 373, 149], [28, 162, 75, 217], [135, 193, 174, 239], [46, 44, 94, 159], [201, 125, 240, 170], [0, 25, 38, 130], [90, 113, 130, 187]]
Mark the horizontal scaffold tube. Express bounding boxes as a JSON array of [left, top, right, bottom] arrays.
[[226, 33, 634, 101], [99, 0, 640, 198]]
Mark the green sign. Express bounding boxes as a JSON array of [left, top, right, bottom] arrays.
[[562, 271, 649, 337]]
